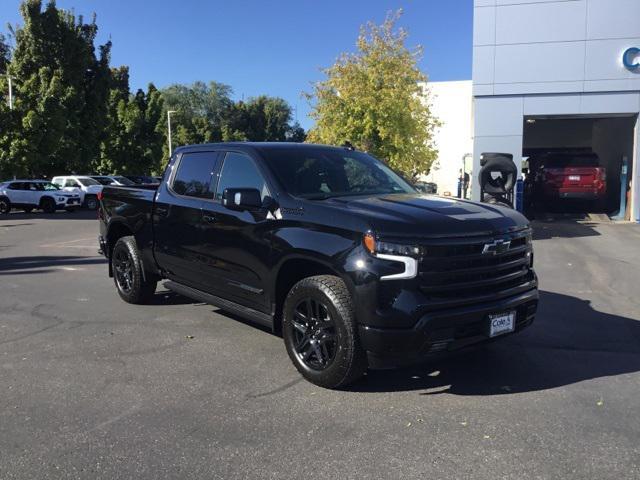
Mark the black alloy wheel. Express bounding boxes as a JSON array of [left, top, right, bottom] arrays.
[[283, 275, 367, 389], [85, 195, 98, 210], [113, 246, 134, 295], [290, 298, 337, 370], [41, 197, 56, 214], [111, 236, 157, 304], [0, 198, 11, 214]]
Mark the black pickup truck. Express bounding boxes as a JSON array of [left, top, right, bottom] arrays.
[[98, 142, 538, 388]]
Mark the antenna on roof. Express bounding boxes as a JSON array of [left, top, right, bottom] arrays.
[[342, 141, 355, 151]]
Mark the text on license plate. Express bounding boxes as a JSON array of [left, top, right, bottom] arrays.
[[568, 175, 581, 181], [489, 311, 516, 337]]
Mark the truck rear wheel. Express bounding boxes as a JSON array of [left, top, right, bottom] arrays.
[[282, 275, 367, 389], [112, 236, 157, 304]]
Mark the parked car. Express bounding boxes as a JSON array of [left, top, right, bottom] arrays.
[[535, 153, 607, 205], [98, 143, 538, 389], [414, 181, 438, 194], [51, 175, 103, 210], [123, 175, 158, 185], [0, 179, 81, 214], [90, 175, 136, 186]]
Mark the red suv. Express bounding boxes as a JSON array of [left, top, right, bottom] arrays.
[[536, 153, 607, 203]]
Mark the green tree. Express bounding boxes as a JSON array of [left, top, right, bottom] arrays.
[[0, 0, 112, 178], [223, 95, 303, 142], [0, 33, 10, 74], [98, 66, 165, 174], [305, 10, 439, 179]]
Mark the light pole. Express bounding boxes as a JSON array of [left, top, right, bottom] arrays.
[[2, 74, 17, 110], [167, 110, 177, 156]]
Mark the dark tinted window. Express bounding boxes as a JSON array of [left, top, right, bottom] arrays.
[[172, 152, 217, 199], [543, 155, 600, 169], [8, 182, 23, 190], [262, 148, 414, 199], [216, 152, 268, 200]]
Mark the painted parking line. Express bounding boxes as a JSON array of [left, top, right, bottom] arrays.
[[39, 237, 96, 248]]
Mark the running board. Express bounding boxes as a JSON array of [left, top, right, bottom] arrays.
[[164, 280, 273, 329]]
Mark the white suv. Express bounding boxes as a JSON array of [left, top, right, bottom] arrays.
[[0, 180, 82, 214], [51, 175, 103, 210]]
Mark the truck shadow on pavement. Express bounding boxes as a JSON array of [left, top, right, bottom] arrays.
[[351, 290, 640, 395], [0, 255, 106, 275]]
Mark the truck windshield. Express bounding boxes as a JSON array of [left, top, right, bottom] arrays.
[[263, 148, 415, 199]]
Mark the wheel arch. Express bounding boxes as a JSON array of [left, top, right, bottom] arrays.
[[272, 256, 351, 335]]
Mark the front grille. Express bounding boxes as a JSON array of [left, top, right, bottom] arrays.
[[417, 230, 534, 308]]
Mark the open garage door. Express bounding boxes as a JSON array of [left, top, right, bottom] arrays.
[[523, 115, 636, 220]]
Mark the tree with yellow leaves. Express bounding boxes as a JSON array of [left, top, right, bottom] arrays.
[[306, 10, 440, 180]]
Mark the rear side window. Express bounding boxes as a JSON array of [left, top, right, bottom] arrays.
[[8, 182, 23, 190], [216, 152, 268, 200], [172, 152, 218, 199]]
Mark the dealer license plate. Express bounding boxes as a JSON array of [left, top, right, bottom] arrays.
[[568, 175, 580, 181], [489, 311, 516, 337]]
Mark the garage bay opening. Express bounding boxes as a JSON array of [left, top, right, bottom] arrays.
[[522, 115, 637, 221]]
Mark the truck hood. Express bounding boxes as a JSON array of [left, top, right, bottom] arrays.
[[325, 194, 529, 238]]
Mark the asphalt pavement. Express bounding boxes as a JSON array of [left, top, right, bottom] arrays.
[[1, 210, 639, 479]]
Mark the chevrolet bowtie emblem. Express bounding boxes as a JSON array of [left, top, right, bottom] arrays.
[[482, 239, 511, 255]]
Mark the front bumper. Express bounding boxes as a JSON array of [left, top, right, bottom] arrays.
[[359, 288, 538, 369]]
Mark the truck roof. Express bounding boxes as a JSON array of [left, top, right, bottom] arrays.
[[174, 142, 354, 156]]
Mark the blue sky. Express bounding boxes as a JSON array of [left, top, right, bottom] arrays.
[[0, 0, 473, 129]]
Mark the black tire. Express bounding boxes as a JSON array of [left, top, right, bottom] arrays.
[[0, 197, 10, 214], [40, 197, 56, 214], [282, 275, 367, 389], [111, 236, 157, 304], [85, 195, 98, 210]]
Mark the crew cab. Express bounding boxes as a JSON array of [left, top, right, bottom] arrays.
[[0, 179, 81, 214], [536, 153, 607, 204], [51, 175, 103, 210], [98, 143, 538, 388]]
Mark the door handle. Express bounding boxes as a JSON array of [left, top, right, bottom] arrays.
[[155, 206, 169, 217], [202, 214, 216, 223]]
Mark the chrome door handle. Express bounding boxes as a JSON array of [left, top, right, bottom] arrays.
[[202, 214, 216, 223]]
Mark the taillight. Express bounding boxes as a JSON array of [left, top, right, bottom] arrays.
[[598, 169, 607, 182], [97, 191, 103, 201]]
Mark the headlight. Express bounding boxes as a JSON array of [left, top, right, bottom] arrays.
[[363, 233, 420, 281], [363, 233, 422, 258]]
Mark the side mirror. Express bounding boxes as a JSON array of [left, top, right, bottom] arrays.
[[222, 188, 262, 210]]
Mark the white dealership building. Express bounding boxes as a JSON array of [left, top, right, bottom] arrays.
[[428, 0, 640, 221]]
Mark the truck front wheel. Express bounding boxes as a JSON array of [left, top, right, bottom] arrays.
[[112, 236, 157, 304], [282, 275, 367, 389]]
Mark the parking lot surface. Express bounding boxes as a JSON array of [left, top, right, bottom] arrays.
[[1, 211, 639, 479]]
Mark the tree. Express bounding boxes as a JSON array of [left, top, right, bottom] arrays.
[[98, 67, 165, 175], [0, 33, 10, 73], [305, 10, 439, 179], [0, 0, 112, 178]]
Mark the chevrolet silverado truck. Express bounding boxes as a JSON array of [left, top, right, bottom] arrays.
[[98, 143, 538, 388]]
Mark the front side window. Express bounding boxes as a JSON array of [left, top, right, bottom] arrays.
[[262, 148, 414, 199], [216, 152, 268, 200], [42, 183, 59, 191], [172, 152, 217, 199], [77, 177, 100, 187]]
